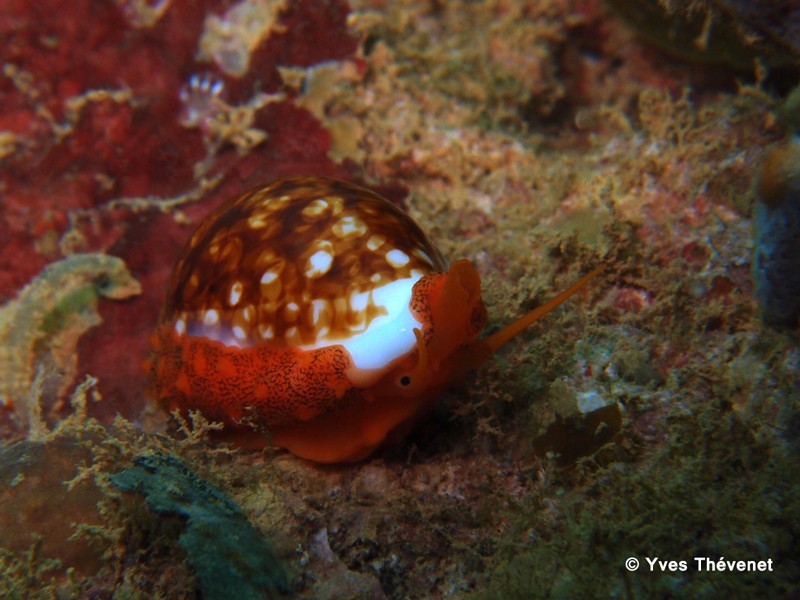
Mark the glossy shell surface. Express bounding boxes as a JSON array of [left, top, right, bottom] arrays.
[[148, 177, 462, 450], [167, 178, 444, 348]]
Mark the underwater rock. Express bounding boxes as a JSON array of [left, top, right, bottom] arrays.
[[0, 437, 104, 577], [606, 0, 800, 68], [532, 403, 622, 464], [110, 453, 290, 599], [752, 136, 800, 326], [304, 528, 388, 600]]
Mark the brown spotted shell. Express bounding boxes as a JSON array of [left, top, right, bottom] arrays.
[[163, 177, 445, 348]]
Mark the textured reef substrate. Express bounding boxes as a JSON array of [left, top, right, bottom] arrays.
[[1, 0, 799, 598]]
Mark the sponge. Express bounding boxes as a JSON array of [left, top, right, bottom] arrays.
[[753, 136, 800, 326]]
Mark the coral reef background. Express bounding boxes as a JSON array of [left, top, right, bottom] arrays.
[[1, 0, 798, 598]]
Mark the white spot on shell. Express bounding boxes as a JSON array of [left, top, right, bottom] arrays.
[[174, 318, 186, 335], [203, 309, 219, 326], [260, 270, 282, 302], [310, 299, 329, 326], [366, 235, 385, 251], [285, 302, 299, 322], [333, 215, 367, 238], [350, 289, 369, 312], [302, 198, 329, 218], [229, 281, 243, 306], [248, 214, 268, 228], [259, 324, 274, 339], [232, 325, 246, 340], [386, 249, 410, 268], [305, 249, 333, 278], [261, 271, 279, 284]]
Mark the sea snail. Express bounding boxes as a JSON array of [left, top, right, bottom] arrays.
[[148, 177, 600, 463]]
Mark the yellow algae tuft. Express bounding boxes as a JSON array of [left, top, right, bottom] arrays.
[[114, 0, 173, 28], [0, 130, 20, 159], [0, 253, 141, 430], [291, 60, 367, 163], [201, 90, 283, 155], [197, 0, 289, 78]]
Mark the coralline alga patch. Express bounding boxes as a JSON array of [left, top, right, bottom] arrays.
[[0, 253, 141, 431], [110, 453, 291, 599]]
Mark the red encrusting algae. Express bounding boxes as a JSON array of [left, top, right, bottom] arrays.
[[1, 0, 359, 425]]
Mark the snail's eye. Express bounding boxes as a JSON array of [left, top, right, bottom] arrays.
[[399, 375, 411, 387]]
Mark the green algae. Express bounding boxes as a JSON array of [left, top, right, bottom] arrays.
[[0, 253, 141, 429], [472, 382, 800, 599], [110, 454, 290, 600]]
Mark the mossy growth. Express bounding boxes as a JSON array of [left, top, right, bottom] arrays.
[[605, 0, 799, 69], [472, 389, 800, 599], [0, 537, 81, 600], [0, 384, 292, 599]]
